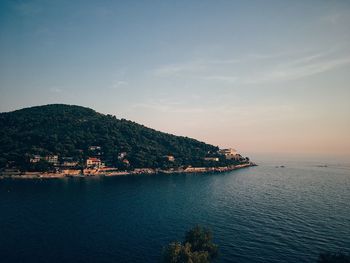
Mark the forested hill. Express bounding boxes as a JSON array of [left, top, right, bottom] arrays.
[[0, 104, 223, 169]]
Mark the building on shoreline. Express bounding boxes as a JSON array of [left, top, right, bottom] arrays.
[[204, 157, 219, 162], [29, 155, 59, 166], [86, 157, 104, 168], [218, 148, 240, 160], [30, 155, 41, 163], [45, 155, 59, 166], [60, 157, 79, 167]]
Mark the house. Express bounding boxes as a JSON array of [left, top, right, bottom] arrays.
[[118, 152, 127, 160], [89, 146, 101, 151], [164, 155, 175, 162], [30, 155, 41, 163], [61, 157, 79, 167], [86, 157, 104, 168], [218, 148, 239, 160], [44, 155, 59, 166], [204, 157, 219, 162], [30, 155, 59, 165], [62, 161, 79, 167], [218, 148, 237, 155]]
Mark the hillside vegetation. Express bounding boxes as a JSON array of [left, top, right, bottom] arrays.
[[0, 104, 242, 170]]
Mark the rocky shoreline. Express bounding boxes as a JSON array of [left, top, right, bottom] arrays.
[[0, 162, 256, 179]]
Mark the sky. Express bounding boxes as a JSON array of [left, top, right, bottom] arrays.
[[1, 0, 350, 157]]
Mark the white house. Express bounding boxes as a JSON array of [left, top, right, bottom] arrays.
[[45, 155, 59, 166], [218, 148, 239, 160], [30, 155, 41, 163], [164, 155, 175, 162], [118, 152, 127, 160], [89, 146, 101, 151]]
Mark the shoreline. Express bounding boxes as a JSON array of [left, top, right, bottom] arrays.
[[0, 162, 257, 179]]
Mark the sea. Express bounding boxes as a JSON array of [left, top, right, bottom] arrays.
[[0, 154, 349, 263]]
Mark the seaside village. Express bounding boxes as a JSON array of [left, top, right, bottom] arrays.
[[1, 147, 251, 178]]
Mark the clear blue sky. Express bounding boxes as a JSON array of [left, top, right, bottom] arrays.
[[1, 0, 350, 156]]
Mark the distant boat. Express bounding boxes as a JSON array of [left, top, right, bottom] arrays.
[[275, 165, 285, 168]]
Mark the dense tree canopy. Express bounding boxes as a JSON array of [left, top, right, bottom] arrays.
[[0, 104, 245, 170]]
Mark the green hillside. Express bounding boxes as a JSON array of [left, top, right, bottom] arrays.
[[0, 104, 243, 170]]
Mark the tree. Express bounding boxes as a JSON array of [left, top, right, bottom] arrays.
[[184, 225, 218, 259], [162, 242, 193, 263], [162, 225, 218, 263], [31, 160, 54, 172]]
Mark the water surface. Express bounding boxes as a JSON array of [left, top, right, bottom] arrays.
[[1, 158, 349, 262]]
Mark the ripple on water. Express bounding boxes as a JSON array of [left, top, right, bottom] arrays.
[[0, 163, 349, 263]]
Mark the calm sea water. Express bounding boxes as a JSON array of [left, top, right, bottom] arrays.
[[1, 156, 349, 263]]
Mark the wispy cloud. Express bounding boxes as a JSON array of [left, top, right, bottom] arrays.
[[152, 48, 350, 85], [49, 87, 63, 93], [131, 102, 206, 114], [153, 59, 240, 77], [153, 61, 207, 77], [200, 75, 238, 83], [129, 97, 295, 124], [109, 69, 129, 89], [322, 10, 350, 25], [244, 55, 350, 84], [130, 98, 205, 114], [110, 80, 128, 89], [152, 52, 294, 78]]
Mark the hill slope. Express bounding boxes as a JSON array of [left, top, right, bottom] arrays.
[[0, 104, 235, 170]]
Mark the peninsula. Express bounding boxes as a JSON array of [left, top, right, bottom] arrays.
[[0, 104, 255, 178]]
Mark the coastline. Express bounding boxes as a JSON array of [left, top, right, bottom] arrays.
[[0, 162, 256, 179]]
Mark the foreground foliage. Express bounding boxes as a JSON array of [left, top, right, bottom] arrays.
[[162, 225, 218, 263]]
